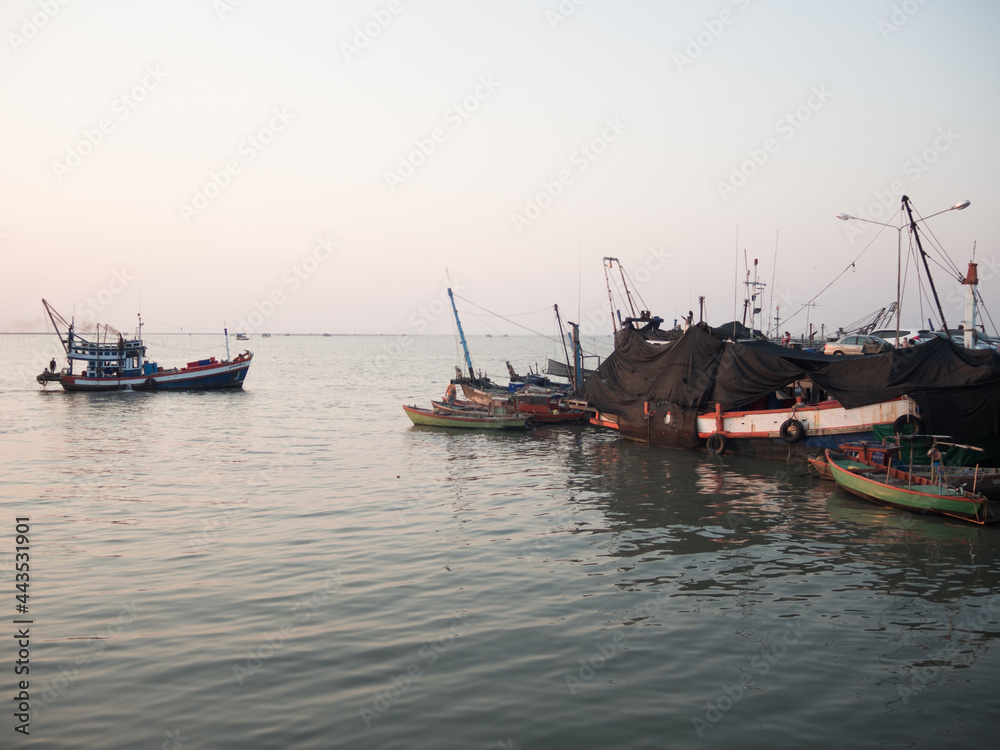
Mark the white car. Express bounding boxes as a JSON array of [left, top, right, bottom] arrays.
[[869, 328, 934, 347]]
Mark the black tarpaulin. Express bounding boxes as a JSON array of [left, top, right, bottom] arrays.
[[707, 343, 809, 409], [581, 324, 1000, 444]]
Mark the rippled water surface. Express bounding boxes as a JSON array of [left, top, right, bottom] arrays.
[[2, 334, 999, 749]]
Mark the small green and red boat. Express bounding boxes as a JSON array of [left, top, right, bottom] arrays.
[[824, 447, 995, 525], [402, 404, 530, 430]]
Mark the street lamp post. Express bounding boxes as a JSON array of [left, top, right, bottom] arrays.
[[836, 196, 970, 344]]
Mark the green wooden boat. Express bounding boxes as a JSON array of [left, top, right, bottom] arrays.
[[402, 404, 529, 430], [824, 448, 994, 524]]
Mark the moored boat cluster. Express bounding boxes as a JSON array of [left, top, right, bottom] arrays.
[[402, 272, 1000, 525]]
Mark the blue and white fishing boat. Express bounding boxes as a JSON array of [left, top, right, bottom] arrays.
[[37, 299, 252, 391]]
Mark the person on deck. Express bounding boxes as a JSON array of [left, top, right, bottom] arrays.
[[781, 331, 791, 347], [445, 381, 457, 405]]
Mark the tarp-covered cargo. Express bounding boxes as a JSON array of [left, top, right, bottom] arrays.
[[580, 323, 1000, 449]]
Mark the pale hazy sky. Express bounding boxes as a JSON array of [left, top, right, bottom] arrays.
[[2, 0, 998, 337]]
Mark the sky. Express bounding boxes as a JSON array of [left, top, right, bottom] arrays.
[[2, 0, 999, 338]]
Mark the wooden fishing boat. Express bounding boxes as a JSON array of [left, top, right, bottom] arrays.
[[902, 465, 1000, 500], [696, 396, 917, 460], [507, 392, 589, 424], [37, 300, 252, 391], [824, 448, 994, 524], [432, 394, 588, 425], [402, 404, 530, 430], [809, 441, 898, 481], [431, 398, 489, 415], [811, 439, 1000, 500]]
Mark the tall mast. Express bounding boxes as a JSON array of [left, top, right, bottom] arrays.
[[602, 257, 618, 334], [42, 299, 70, 354], [742, 257, 765, 336], [447, 287, 475, 380], [902, 195, 951, 337], [554, 304, 574, 386], [616, 262, 637, 320], [962, 261, 979, 348], [569, 320, 582, 390]]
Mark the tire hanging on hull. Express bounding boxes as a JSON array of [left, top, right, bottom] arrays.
[[706, 433, 726, 456]]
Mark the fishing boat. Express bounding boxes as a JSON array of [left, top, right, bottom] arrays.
[[430, 398, 489, 415], [824, 447, 994, 524], [579, 217, 1000, 462], [402, 404, 529, 430], [431, 393, 589, 425], [695, 395, 916, 459], [809, 441, 901, 481], [446, 290, 595, 405], [810, 438, 1000, 501], [507, 392, 589, 424], [582, 321, 922, 459], [37, 299, 253, 391]]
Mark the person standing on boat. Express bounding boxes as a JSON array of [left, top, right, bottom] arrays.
[[445, 381, 457, 405], [781, 331, 791, 347], [49, 358, 56, 372]]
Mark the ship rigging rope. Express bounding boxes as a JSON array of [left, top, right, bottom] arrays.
[[618, 267, 649, 313], [451, 294, 561, 343], [451, 293, 605, 364], [906, 205, 996, 335], [908, 204, 967, 281], [784, 201, 995, 338], [782, 223, 889, 327]]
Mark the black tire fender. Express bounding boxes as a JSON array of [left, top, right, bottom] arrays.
[[706, 433, 726, 456], [893, 414, 924, 436], [779, 418, 805, 444]]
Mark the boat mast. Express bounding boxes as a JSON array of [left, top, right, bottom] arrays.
[[447, 287, 475, 380], [616, 261, 638, 321], [742, 257, 765, 337], [902, 195, 951, 337], [41, 299, 70, 354], [569, 319, 582, 390], [962, 260, 979, 348], [602, 257, 618, 334], [554, 303, 575, 386]]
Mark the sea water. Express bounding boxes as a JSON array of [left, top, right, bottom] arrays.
[[1, 333, 999, 749]]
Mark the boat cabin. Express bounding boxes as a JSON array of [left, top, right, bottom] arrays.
[[67, 330, 155, 379]]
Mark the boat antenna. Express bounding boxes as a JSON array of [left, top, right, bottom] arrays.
[[902, 195, 950, 336], [768, 230, 779, 337], [732, 225, 739, 340]]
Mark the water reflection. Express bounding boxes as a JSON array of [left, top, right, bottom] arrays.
[[543, 430, 1000, 699]]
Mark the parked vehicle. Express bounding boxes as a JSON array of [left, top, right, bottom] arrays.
[[824, 335, 894, 356], [869, 328, 935, 347], [951, 333, 995, 350]]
